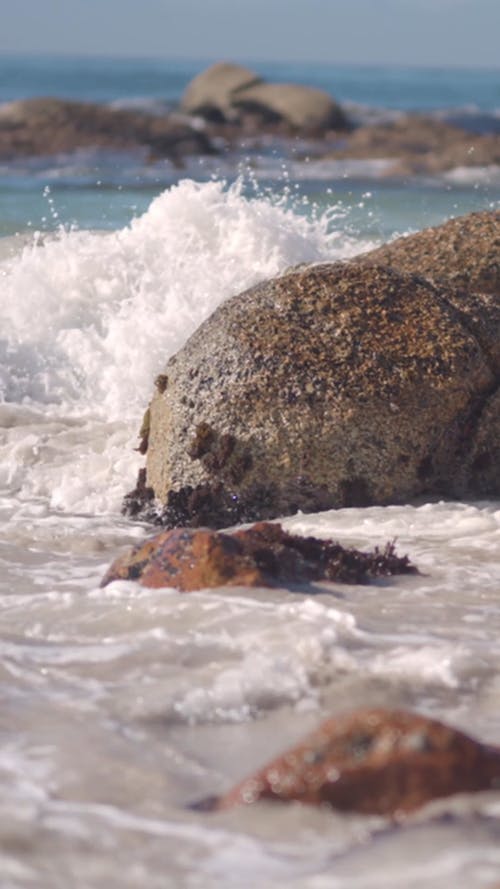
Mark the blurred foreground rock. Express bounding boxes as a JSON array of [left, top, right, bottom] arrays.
[[201, 708, 500, 816], [101, 521, 416, 591], [131, 215, 500, 526]]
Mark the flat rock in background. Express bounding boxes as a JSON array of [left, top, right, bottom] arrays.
[[326, 115, 500, 174], [0, 97, 213, 161]]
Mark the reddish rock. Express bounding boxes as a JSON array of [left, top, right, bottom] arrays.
[[101, 522, 416, 591], [206, 708, 500, 816]]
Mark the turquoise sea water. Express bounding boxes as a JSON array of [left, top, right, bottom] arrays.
[[2, 54, 499, 113], [0, 55, 499, 236]]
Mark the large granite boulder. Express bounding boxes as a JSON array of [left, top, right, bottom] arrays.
[[138, 257, 500, 528], [180, 61, 262, 122], [357, 210, 500, 297], [0, 97, 213, 161], [232, 82, 349, 133], [200, 708, 500, 816], [358, 214, 500, 497]]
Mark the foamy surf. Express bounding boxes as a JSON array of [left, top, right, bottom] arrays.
[[0, 178, 374, 516]]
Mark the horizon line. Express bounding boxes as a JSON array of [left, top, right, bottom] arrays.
[[1, 49, 499, 74]]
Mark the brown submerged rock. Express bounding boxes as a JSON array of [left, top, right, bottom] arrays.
[[205, 708, 500, 816], [0, 97, 214, 161], [101, 522, 416, 591], [139, 258, 500, 527]]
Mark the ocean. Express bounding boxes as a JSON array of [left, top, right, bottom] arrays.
[[1, 55, 500, 888]]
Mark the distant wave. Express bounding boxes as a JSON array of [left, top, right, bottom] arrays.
[[345, 101, 500, 134]]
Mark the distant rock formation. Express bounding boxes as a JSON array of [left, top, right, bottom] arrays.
[[231, 81, 349, 133], [0, 97, 214, 162], [129, 214, 500, 526], [3, 75, 498, 174], [180, 61, 349, 134], [326, 115, 500, 175], [180, 61, 262, 122]]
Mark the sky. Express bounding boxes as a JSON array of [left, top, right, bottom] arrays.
[[3, 0, 500, 69]]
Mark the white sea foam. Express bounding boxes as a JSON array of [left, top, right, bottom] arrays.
[[443, 164, 500, 186], [0, 178, 371, 515]]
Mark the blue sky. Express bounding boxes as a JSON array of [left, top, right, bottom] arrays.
[[4, 0, 500, 68]]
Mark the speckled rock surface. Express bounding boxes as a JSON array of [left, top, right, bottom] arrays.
[[357, 210, 500, 296], [203, 708, 500, 816], [141, 261, 500, 526], [465, 387, 500, 495]]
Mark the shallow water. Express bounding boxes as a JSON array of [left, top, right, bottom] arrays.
[[1, 63, 500, 880], [3, 497, 500, 888]]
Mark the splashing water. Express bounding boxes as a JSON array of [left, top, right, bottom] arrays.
[[0, 178, 372, 513]]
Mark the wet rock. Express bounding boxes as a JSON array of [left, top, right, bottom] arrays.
[[327, 115, 500, 175], [180, 61, 262, 122], [357, 209, 500, 298], [121, 468, 155, 519], [466, 387, 500, 495], [204, 708, 500, 816], [232, 82, 349, 133], [0, 97, 214, 161], [139, 260, 500, 526], [101, 522, 416, 591]]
